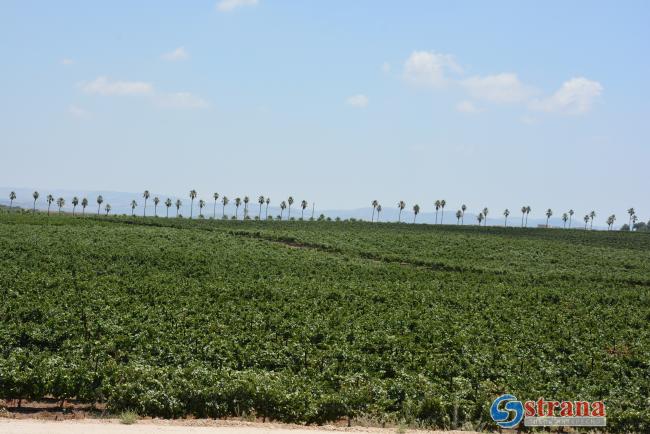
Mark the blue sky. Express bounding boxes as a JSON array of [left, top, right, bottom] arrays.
[[1, 1, 648, 219]]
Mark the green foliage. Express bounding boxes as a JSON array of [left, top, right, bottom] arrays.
[[0, 213, 649, 431]]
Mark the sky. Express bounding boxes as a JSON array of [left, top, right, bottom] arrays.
[[1, 1, 648, 219]]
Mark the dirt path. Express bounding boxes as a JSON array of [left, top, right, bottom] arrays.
[[0, 419, 477, 434]]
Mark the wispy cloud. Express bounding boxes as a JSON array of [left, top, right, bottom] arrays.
[[346, 94, 369, 108], [81, 76, 153, 96], [403, 51, 462, 87], [161, 47, 189, 62], [461, 73, 537, 104], [61, 58, 74, 66], [68, 105, 90, 119], [155, 92, 210, 110], [529, 77, 603, 114], [216, 0, 258, 12], [456, 100, 480, 114]]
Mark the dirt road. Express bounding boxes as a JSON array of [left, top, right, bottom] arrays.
[[0, 419, 477, 434]]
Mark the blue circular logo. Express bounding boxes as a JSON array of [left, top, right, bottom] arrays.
[[490, 394, 524, 428]]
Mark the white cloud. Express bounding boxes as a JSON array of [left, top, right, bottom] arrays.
[[216, 0, 258, 12], [456, 100, 480, 114], [68, 105, 90, 119], [161, 47, 189, 62], [403, 51, 462, 87], [346, 94, 368, 108], [381, 62, 391, 73], [461, 73, 537, 104], [155, 92, 210, 109], [529, 77, 602, 114], [61, 58, 74, 65], [81, 76, 153, 96]]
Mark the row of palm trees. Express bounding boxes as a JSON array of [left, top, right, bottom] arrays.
[[370, 199, 635, 231], [8, 190, 315, 221], [5, 190, 639, 231]]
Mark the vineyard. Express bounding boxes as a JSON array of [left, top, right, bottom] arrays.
[[1, 212, 649, 432]]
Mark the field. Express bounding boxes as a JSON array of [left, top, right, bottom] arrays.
[[1, 212, 649, 432]]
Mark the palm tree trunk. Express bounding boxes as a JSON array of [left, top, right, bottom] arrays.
[[301, 209, 304, 219], [266, 203, 269, 219], [214, 201, 217, 218], [222, 204, 226, 218], [371, 208, 375, 222], [569, 216, 572, 228], [143, 199, 147, 217], [461, 212, 464, 225], [48, 204, 51, 215], [73, 206, 76, 216], [504, 217, 507, 227], [435, 210, 438, 224], [398, 209, 402, 223], [546, 217, 549, 227], [33, 199, 36, 212], [97, 204, 100, 215], [525, 214, 529, 227], [259, 204, 262, 219], [154, 204, 157, 217], [10, 199, 13, 208], [288, 206, 291, 219], [441, 210, 444, 224], [190, 199, 194, 219], [413, 214, 416, 223], [166, 208, 169, 218]]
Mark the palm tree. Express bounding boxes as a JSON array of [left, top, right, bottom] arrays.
[[300, 200, 308, 219], [72, 197, 79, 216], [234, 197, 242, 219], [105, 204, 112, 215], [9, 191, 16, 208], [521, 206, 527, 227], [222, 196, 229, 218], [243, 196, 250, 218], [568, 209, 574, 228], [482, 207, 489, 226], [46, 194, 54, 215], [258, 195, 265, 219], [165, 198, 172, 217], [376, 204, 382, 222], [213, 193, 220, 218], [627, 208, 636, 231], [440, 200, 446, 224], [265, 197, 270, 219], [56, 197, 65, 213], [412, 204, 420, 223], [142, 190, 150, 216], [589, 210, 596, 230], [371, 199, 378, 222], [477, 212, 484, 226], [199, 199, 206, 217], [606, 214, 616, 231], [280, 200, 287, 220], [32, 191, 39, 212], [526, 205, 531, 227], [545, 209, 553, 228], [153, 197, 160, 217], [189, 190, 197, 219], [503, 209, 510, 227], [461, 204, 467, 225], [130, 200, 137, 216], [175, 199, 182, 217], [81, 198, 88, 216], [562, 213, 569, 228], [397, 201, 406, 222], [455, 209, 462, 224], [96, 195, 103, 215], [434, 200, 441, 224], [584, 214, 590, 229], [287, 196, 294, 219]]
